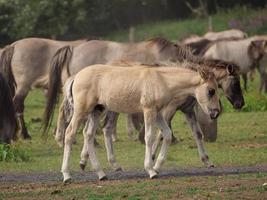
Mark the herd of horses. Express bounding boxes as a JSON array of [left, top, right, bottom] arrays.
[[0, 28, 266, 182]]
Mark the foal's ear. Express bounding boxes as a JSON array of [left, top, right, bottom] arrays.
[[198, 69, 209, 80]]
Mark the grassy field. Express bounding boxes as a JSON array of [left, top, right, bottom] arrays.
[[1, 6, 267, 199], [104, 6, 267, 42]]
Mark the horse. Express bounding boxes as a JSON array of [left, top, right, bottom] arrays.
[[0, 37, 87, 139], [203, 29, 247, 41], [249, 35, 267, 93], [59, 62, 221, 183], [180, 29, 247, 45], [69, 58, 243, 174], [0, 73, 17, 144], [203, 37, 267, 91], [44, 37, 244, 144]]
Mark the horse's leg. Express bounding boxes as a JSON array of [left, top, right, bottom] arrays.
[[80, 119, 90, 170], [126, 114, 136, 140], [153, 113, 172, 172], [86, 111, 106, 180], [152, 102, 178, 158], [55, 101, 67, 147], [102, 111, 122, 171], [185, 111, 214, 168], [242, 74, 248, 91], [13, 88, 31, 139], [143, 108, 158, 178], [103, 111, 119, 142], [61, 110, 83, 183]]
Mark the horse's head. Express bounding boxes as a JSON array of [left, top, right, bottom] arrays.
[[195, 69, 221, 119], [248, 40, 267, 66], [219, 63, 244, 109], [208, 60, 245, 109]]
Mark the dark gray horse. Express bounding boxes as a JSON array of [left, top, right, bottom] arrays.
[[0, 73, 17, 143]]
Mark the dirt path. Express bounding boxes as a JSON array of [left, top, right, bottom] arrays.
[[1, 165, 266, 183]]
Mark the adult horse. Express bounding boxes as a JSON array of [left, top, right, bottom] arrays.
[[203, 37, 267, 91], [0, 73, 17, 144], [43, 37, 244, 144], [59, 62, 221, 182], [0, 38, 87, 139]]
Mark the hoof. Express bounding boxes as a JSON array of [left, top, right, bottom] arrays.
[[149, 170, 158, 179], [152, 155, 156, 161], [115, 167, 123, 172], [63, 177, 72, 184], [80, 163, 86, 171], [208, 164, 215, 168], [99, 175, 108, 181]]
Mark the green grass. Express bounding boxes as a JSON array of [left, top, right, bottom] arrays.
[[103, 6, 267, 42]]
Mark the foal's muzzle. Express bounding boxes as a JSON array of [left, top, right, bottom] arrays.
[[209, 109, 220, 119]]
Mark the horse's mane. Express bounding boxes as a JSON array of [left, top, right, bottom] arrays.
[[147, 37, 203, 63]]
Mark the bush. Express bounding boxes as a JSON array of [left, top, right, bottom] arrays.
[[0, 144, 30, 162]]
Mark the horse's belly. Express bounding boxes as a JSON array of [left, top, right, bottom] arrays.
[[99, 92, 142, 113]]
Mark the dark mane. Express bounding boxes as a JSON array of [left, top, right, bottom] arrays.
[[147, 37, 174, 51], [203, 59, 240, 74]]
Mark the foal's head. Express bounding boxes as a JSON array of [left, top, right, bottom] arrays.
[[195, 69, 221, 119]]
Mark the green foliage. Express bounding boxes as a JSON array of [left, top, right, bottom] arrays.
[[0, 144, 30, 162]]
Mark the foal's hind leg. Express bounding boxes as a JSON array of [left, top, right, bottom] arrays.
[[153, 113, 172, 172], [185, 111, 214, 168], [86, 111, 106, 180], [102, 111, 122, 171], [13, 88, 31, 139]]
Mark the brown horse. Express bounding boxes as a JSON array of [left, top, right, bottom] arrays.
[[0, 73, 17, 143], [59, 62, 221, 182], [0, 38, 87, 139]]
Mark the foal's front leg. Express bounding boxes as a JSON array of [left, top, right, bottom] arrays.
[[153, 113, 172, 172], [184, 111, 214, 168], [143, 109, 158, 178]]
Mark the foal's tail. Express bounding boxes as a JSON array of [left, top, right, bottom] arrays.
[[43, 45, 73, 132], [55, 77, 75, 146], [0, 73, 17, 143], [0, 45, 16, 97]]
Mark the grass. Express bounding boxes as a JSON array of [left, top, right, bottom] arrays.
[[103, 6, 267, 42], [1, 173, 266, 199], [1, 6, 267, 199]]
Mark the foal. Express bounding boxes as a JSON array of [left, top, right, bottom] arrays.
[[60, 62, 221, 183]]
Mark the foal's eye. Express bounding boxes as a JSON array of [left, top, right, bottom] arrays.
[[208, 88, 215, 97]]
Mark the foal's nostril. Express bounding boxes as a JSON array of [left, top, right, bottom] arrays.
[[210, 109, 220, 119]]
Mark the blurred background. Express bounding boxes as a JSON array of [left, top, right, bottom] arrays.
[[0, 0, 267, 46]]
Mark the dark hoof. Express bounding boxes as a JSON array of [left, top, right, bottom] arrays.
[[63, 178, 72, 185], [152, 155, 156, 161], [99, 175, 108, 181], [171, 136, 178, 144], [80, 163, 86, 171], [208, 164, 215, 168], [115, 167, 123, 172]]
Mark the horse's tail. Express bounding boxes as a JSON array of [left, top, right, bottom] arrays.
[[0, 73, 17, 143], [43, 45, 73, 132], [0, 45, 16, 97], [55, 77, 74, 147]]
